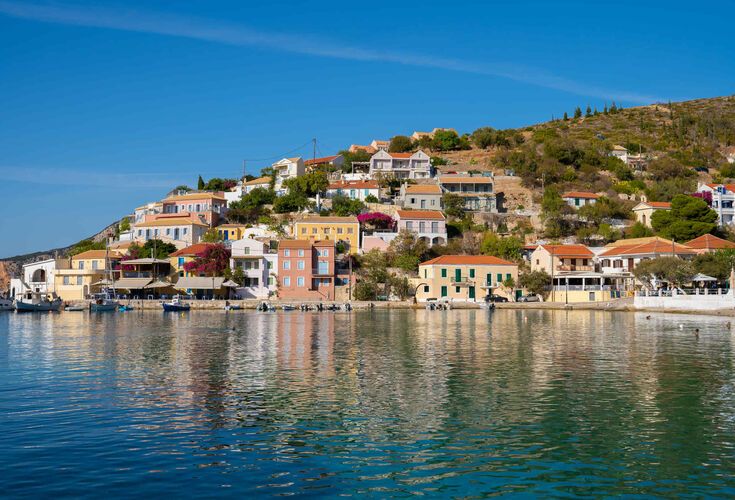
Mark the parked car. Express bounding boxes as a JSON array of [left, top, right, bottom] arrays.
[[518, 294, 541, 303], [485, 294, 508, 303]]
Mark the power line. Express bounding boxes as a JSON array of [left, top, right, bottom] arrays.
[[242, 139, 315, 162]]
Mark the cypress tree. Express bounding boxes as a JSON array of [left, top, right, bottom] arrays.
[[585, 105, 592, 117], [574, 107, 582, 119], [197, 175, 205, 190], [563, 112, 569, 121]]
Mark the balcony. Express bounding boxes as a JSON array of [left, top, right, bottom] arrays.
[[450, 277, 474, 286], [312, 268, 333, 277], [556, 265, 595, 272]]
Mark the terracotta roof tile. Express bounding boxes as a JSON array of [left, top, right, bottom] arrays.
[[685, 233, 735, 250], [420, 255, 516, 266], [405, 184, 442, 194], [562, 191, 599, 199], [396, 210, 445, 220], [296, 216, 359, 224], [170, 243, 212, 257], [305, 155, 340, 166], [538, 244, 594, 258], [328, 180, 379, 190]]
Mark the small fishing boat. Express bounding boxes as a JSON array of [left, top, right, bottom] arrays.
[[15, 292, 63, 312], [223, 301, 241, 311], [162, 295, 190, 312], [282, 304, 297, 311], [0, 298, 14, 311], [118, 305, 134, 312], [65, 304, 87, 312], [90, 291, 119, 312]]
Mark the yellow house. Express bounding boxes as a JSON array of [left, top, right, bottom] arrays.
[[54, 250, 120, 301], [169, 243, 210, 278], [217, 224, 249, 242], [632, 201, 671, 227], [293, 216, 360, 254], [414, 255, 519, 303]]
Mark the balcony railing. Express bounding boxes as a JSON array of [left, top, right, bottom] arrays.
[[312, 268, 333, 277], [557, 265, 595, 272], [450, 277, 473, 286]]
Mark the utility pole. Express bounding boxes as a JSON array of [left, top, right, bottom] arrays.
[[312, 138, 317, 164], [242, 160, 246, 181]]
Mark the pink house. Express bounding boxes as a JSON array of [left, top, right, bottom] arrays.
[[161, 192, 228, 226], [396, 210, 447, 246], [277, 240, 336, 301]]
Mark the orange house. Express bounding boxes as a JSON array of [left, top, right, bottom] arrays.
[[277, 240, 336, 301]]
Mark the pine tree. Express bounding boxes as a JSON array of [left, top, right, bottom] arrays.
[[563, 112, 569, 121], [610, 102, 618, 114], [585, 105, 592, 117], [603, 104, 608, 114], [197, 175, 205, 190], [574, 107, 582, 119], [594, 107, 599, 116]]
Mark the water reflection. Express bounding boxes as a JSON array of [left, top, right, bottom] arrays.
[[2, 309, 735, 497]]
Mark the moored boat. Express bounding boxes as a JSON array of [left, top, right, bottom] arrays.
[[90, 291, 119, 312], [15, 292, 63, 312], [65, 304, 87, 311], [0, 298, 13, 311], [162, 295, 190, 312]]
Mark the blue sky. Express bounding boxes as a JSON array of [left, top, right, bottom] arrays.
[[0, 0, 733, 257]]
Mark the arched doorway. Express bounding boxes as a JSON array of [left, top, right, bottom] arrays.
[[31, 269, 46, 283]]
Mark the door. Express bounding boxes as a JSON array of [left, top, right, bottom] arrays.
[[174, 228, 180, 240], [469, 287, 476, 300], [486, 273, 492, 288], [441, 286, 447, 297], [420, 199, 426, 209]]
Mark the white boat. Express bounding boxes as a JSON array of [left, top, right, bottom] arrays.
[[15, 292, 63, 312], [0, 298, 13, 311]]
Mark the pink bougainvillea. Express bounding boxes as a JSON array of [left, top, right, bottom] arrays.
[[183, 243, 231, 276], [357, 212, 395, 230], [692, 190, 712, 206]]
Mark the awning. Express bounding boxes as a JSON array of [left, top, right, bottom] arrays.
[[113, 278, 152, 289], [691, 273, 717, 282], [144, 280, 175, 289], [222, 280, 239, 288], [121, 258, 170, 265], [90, 279, 114, 286], [174, 277, 228, 290]]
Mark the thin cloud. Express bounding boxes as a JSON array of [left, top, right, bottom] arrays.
[[0, 0, 660, 103]]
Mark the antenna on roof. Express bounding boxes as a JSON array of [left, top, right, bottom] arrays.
[[242, 160, 246, 181]]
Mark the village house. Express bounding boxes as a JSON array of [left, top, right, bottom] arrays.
[[230, 238, 278, 299], [277, 240, 337, 301], [411, 128, 457, 141], [597, 237, 695, 275], [414, 255, 519, 303], [167, 246, 234, 299], [293, 216, 360, 254], [370, 140, 390, 152], [697, 183, 735, 227], [439, 175, 498, 212], [348, 144, 376, 154], [169, 243, 210, 278], [272, 157, 305, 195], [224, 177, 272, 206], [611, 145, 629, 163], [632, 200, 671, 228], [369, 150, 432, 179], [9, 258, 69, 300], [325, 180, 380, 202], [684, 233, 735, 254], [562, 191, 599, 209], [134, 214, 209, 248], [396, 210, 447, 246], [305, 155, 344, 171], [54, 249, 121, 301], [160, 192, 228, 226], [400, 183, 443, 210], [217, 224, 250, 243], [134, 201, 163, 225], [530, 244, 595, 275]]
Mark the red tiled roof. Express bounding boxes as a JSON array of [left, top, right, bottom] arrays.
[[599, 239, 695, 257], [538, 244, 594, 258], [396, 210, 445, 220], [242, 176, 271, 186], [685, 233, 735, 250], [328, 180, 379, 190], [405, 184, 442, 194], [305, 155, 340, 166], [706, 183, 735, 193], [646, 201, 671, 208], [278, 239, 335, 249], [170, 243, 212, 257], [388, 152, 413, 158], [420, 255, 516, 266], [562, 191, 599, 199]]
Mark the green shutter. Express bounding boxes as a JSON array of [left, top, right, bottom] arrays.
[[441, 286, 447, 297], [455, 269, 461, 282], [441, 268, 447, 278], [506, 273, 511, 282], [469, 268, 475, 278], [469, 287, 475, 299], [497, 273, 502, 283]]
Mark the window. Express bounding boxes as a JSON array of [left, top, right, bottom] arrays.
[[301, 228, 307, 234], [322, 249, 329, 257], [183, 228, 188, 235], [76, 276, 83, 285], [469, 269, 475, 278], [298, 249, 304, 257], [456, 286, 461, 293], [497, 273, 502, 283], [92, 260, 98, 270], [419, 222, 426, 232], [63, 276, 70, 285], [441, 268, 447, 278], [297, 277, 305, 287], [166, 228, 171, 235], [78, 261, 84, 270], [178, 257, 185, 266], [283, 277, 291, 287], [406, 221, 414, 230], [324, 228, 331, 235], [535, 259, 539, 265], [267, 261, 273, 269], [424, 269, 427, 278], [268, 277, 275, 286], [312, 228, 318, 234], [506, 273, 512, 282], [284, 249, 290, 257], [431, 222, 438, 233], [441, 286, 447, 297], [283, 261, 291, 270], [347, 228, 353, 234], [297, 260, 305, 270], [423, 285, 429, 293], [337, 227, 343, 234]]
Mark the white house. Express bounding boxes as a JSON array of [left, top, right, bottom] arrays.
[[562, 191, 599, 209], [369, 150, 432, 179], [611, 145, 628, 164], [326, 180, 380, 202], [305, 155, 344, 170], [230, 238, 278, 299], [134, 214, 209, 249], [272, 157, 305, 195], [396, 210, 447, 246], [9, 258, 69, 299], [697, 182, 735, 227]]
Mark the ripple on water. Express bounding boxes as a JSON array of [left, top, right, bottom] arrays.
[[1, 309, 735, 497]]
